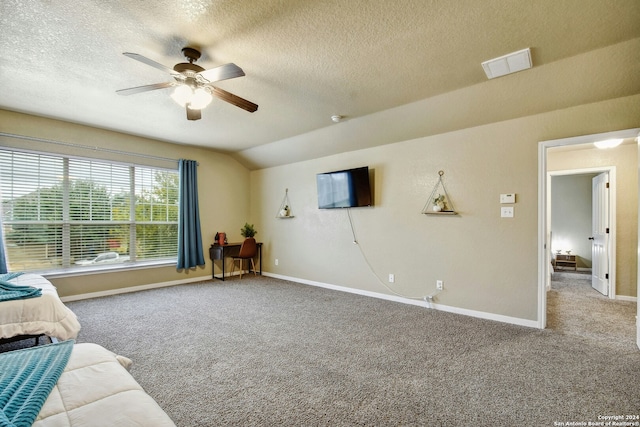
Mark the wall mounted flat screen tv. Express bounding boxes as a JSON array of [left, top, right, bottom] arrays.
[[317, 166, 372, 209]]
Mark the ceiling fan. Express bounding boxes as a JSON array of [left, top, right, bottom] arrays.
[[116, 47, 258, 121]]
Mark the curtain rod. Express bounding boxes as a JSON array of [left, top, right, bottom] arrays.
[[0, 132, 188, 165]]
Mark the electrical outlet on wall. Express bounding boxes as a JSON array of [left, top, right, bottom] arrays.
[[388, 274, 395, 283], [436, 280, 443, 290]]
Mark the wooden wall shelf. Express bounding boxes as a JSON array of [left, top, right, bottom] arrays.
[[276, 188, 294, 218], [421, 170, 458, 215], [422, 211, 458, 216]]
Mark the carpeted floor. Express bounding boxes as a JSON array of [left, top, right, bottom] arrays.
[[3, 275, 639, 426], [547, 271, 637, 352]]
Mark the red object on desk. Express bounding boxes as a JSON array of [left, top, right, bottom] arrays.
[[217, 232, 226, 245]]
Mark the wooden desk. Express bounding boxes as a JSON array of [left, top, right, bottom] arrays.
[[554, 254, 577, 271], [209, 242, 262, 280]]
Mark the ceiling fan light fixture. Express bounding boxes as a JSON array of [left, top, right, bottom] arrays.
[[118, 47, 258, 118], [189, 87, 213, 109], [170, 85, 193, 107], [171, 85, 212, 110]]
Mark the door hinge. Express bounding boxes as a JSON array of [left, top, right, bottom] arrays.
[[605, 273, 609, 279], [606, 228, 609, 234], [606, 182, 609, 189]]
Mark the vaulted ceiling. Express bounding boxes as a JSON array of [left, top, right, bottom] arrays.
[[1, 0, 639, 169]]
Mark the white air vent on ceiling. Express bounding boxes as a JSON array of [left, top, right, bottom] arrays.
[[481, 48, 532, 79]]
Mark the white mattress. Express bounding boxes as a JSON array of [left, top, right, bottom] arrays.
[[34, 343, 176, 427], [0, 273, 81, 341]]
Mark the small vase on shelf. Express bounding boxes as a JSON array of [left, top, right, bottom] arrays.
[[279, 205, 290, 217], [433, 194, 446, 212]]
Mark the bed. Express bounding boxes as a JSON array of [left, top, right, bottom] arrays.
[[0, 273, 81, 343], [0, 341, 176, 426], [34, 342, 176, 426]]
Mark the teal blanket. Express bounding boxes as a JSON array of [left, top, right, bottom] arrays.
[[0, 273, 41, 302], [0, 340, 74, 427]]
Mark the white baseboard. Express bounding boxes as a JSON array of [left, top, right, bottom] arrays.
[[263, 272, 539, 329], [60, 275, 210, 302], [60, 271, 542, 329], [616, 295, 637, 302]]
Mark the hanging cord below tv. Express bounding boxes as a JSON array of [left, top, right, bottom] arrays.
[[346, 208, 440, 304], [346, 207, 359, 244]]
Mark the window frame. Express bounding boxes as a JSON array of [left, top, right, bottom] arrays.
[[0, 147, 180, 275]]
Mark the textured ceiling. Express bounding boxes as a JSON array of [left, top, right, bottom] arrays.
[[1, 0, 639, 168]]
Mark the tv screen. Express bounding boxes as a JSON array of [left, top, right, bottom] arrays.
[[317, 166, 372, 209]]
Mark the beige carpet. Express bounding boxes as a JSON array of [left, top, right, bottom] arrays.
[[3, 275, 639, 426], [547, 271, 637, 352], [64, 276, 640, 426]]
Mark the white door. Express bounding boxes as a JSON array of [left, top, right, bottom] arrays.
[[591, 172, 609, 296]]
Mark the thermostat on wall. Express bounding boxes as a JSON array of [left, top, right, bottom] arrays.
[[500, 193, 516, 204]]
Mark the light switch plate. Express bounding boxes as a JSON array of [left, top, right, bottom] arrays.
[[500, 193, 516, 204], [501, 207, 514, 218]]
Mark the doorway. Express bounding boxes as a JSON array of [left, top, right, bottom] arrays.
[[548, 168, 615, 298], [546, 167, 628, 347], [537, 128, 640, 350]]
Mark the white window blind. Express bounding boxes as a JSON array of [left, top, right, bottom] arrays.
[[0, 149, 179, 273]]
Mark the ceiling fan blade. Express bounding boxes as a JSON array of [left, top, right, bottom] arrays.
[[116, 82, 175, 96], [122, 52, 177, 75], [186, 106, 201, 121], [197, 63, 245, 83], [210, 86, 258, 113]]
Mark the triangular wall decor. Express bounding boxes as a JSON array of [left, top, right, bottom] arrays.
[[421, 170, 458, 215]]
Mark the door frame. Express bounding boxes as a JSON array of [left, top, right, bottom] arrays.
[[546, 167, 616, 298], [537, 128, 640, 331]]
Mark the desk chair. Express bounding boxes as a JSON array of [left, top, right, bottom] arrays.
[[231, 238, 257, 279]]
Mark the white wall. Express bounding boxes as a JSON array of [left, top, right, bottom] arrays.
[[251, 94, 640, 323]]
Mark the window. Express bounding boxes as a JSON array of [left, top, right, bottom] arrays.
[[0, 149, 179, 273]]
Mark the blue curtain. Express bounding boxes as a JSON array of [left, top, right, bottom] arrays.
[[0, 218, 7, 274], [177, 159, 205, 269]]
